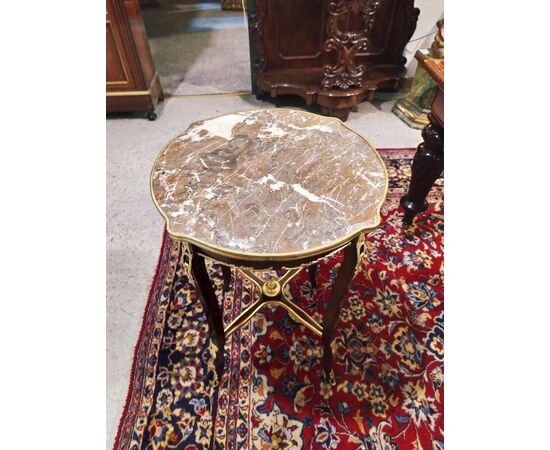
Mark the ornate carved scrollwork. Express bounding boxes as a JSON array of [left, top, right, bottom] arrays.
[[354, 233, 367, 275], [321, 0, 381, 90], [180, 242, 194, 281], [249, 0, 268, 73]]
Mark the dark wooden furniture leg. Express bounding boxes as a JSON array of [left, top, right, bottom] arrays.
[[322, 238, 358, 382], [400, 113, 444, 225], [308, 263, 317, 289], [320, 106, 352, 122], [248, 0, 419, 121], [221, 264, 232, 292], [190, 248, 226, 377]]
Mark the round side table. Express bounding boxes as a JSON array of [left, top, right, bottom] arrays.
[[151, 109, 388, 383]]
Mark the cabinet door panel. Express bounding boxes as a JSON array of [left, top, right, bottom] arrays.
[[107, 21, 129, 85], [275, 0, 327, 61], [106, 1, 139, 92]]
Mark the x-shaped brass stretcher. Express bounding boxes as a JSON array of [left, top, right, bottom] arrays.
[[224, 267, 323, 338], [182, 234, 366, 383]]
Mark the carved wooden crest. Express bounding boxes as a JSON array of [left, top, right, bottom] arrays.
[[249, 0, 267, 73], [321, 0, 381, 90]]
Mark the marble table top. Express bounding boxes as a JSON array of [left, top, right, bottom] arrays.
[[151, 109, 387, 258]]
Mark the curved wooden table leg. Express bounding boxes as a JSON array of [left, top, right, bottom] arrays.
[[322, 238, 358, 382], [308, 263, 317, 289], [221, 264, 232, 292], [190, 248, 226, 377], [400, 113, 444, 226]]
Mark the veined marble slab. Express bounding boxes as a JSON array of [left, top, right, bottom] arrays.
[[151, 109, 387, 256]]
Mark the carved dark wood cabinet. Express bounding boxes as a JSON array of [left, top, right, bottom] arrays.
[[246, 0, 419, 120], [106, 0, 163, 120]]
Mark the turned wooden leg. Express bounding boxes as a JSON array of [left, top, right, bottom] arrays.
[[221, 264, 232, 292], [308, 263, 317, 289], [322, 239, 358, 382], [190, 248, 226, 377], [400, 113, 444, 226]]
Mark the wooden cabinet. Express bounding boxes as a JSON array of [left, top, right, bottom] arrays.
[[246, 0, 419, 121], [106, 0, 163, 120]]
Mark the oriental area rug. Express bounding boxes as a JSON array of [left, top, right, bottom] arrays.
[[114, 148, 444, 450]]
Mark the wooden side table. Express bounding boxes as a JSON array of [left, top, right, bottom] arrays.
[[401, 51, 444, 225], [150, 109, 388, 382]]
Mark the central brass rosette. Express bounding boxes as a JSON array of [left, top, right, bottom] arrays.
[[261, 279, 281, 297]]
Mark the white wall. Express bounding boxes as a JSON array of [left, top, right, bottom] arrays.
[[403, 0, 444, 76]]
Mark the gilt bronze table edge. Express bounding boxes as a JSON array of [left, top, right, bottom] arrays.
[[149, 108, 389, 263]]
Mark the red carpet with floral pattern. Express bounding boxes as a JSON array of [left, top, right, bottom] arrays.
[[114, 148, 444, 450]]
